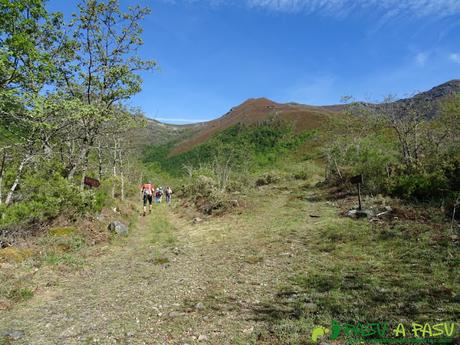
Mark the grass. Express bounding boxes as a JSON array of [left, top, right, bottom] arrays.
[[0, 247, 35, 263], [152, 256, 170, 265], [48, 226, 76, 236], [231, 176, 458, 344], [0, 271, 35, 306], [258, 210, 458, 344], [0, 164, 457, 344], [147, 205, 178, 246], [244, 255, 264, 264], [6, 287, 34, 303], [41, 252, 85, 267]]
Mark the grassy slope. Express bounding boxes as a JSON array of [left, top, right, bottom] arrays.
[[0, 160, 457, 344], [169, 98, 336, 156], [143, 120, 316, 178]]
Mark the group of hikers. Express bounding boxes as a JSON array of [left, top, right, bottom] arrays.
[[140, 182, 173, 216]]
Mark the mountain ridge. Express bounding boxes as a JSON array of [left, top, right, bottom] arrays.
[[145, 79, 460, 155]]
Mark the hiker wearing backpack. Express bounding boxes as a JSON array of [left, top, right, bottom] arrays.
[[165, 186, 172, 205], [141, 181, 154, 216], [155, 187, 163, 203]]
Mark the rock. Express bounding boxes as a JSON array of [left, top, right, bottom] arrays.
[[3, 330, 25, 340], [201, 204, 213, 215], [167, 311, 182, 318], [193, 217, 202, 224], [107, 221, 128, 236], [243, 326, 254, 334], [231, 199, 239, 207], [345, 209, 374, 219], [195, 302, 205, 310], [304, 302, 318, 312], [0, 239, 12, 248], [198, 334, 208, 342]]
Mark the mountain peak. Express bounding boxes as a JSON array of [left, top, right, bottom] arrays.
[[236, 97, 278, 109], [422, 79, 460, 98]]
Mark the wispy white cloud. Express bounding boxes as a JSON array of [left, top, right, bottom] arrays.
[[245, 0, 460, 18], [449, 53, 460, 64], [162, 0, 460, 19], [415, 52, 428, 66]]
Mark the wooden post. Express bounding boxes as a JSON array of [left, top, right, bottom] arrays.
[[350, 174, 364, 211], [357, 183, 362, 211]]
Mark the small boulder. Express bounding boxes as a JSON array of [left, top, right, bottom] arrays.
[[304, 302, 318, 312], [195, 302, 205, 310], [0, 239, 12, 248], [201, 204, 213, 215], [96, 213, 105, 222], [107, 221, 128, 236], [345, 209, 374, 219], [198, 334, 208, 342], [3, 330, 25, 340]]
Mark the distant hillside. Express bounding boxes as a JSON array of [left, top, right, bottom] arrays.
[[389, 79, 460, 118], [323, 79, 460, 117], [145, 79, 460, 156], [129, 118, 204, 150], [170, 98, 337, 155]]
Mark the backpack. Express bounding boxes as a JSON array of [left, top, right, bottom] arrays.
[[143, 184, 153, 196]]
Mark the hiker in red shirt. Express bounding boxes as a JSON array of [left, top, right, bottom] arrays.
[[141, 181, 154, 216]]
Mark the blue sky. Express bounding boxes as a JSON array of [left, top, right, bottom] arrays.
[[49, 0, 460, 123]]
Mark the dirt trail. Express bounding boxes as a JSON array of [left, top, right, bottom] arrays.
[[0, 189, 322, 344], [1, 191, 320, 345]]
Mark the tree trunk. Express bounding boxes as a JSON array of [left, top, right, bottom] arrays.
[[333, 157, 342, 180], [80, 148, 90, 190], [111, 139, 118, 198], [119, 148, 125, 201], [97, 142, 104, 181], [0, 151, 6, 205], [5, 155, 31, 206], [67, 145, 88, 181]]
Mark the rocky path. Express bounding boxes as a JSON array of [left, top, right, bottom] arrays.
[[1, 191, 321, 345]]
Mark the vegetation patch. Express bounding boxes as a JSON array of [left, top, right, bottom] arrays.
[[0, 247, 34, 263], [6, 287, 34, 303], [49, 226, 76, 237], [244, 255, 264, 264]]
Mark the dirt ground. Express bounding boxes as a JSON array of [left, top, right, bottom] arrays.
[[1, 184, 458, 345], [0, 188, 324, 345]]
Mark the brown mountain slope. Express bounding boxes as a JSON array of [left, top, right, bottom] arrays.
[[170, 98, 337, 155], [163, 79, 460, 156]]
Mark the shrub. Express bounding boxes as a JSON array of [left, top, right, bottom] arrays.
[[255, 171, 281, 186], [180, 175, 237, 215], [387, 170, 449, 201], [0, 170, 104, 233]]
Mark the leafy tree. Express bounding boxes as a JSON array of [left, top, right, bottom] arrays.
[[0, 0, 65, 92], [0, 0, 155, 230], [57, 0, 155, 187]]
